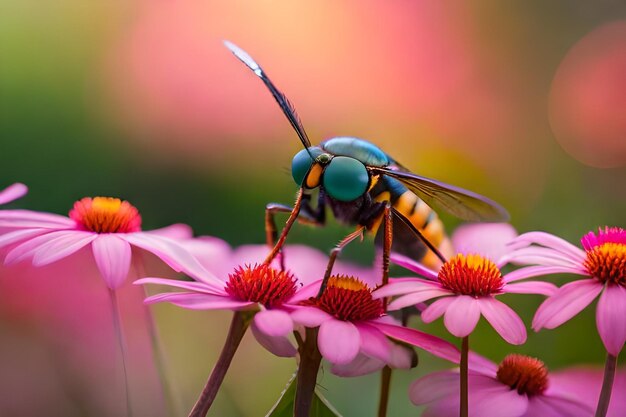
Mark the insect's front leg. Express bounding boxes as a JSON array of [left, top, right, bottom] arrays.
[[264, 189, 326, 266]]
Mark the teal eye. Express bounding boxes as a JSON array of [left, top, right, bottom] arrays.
[[323, 157, 369, 202], [291, 149, 314, 186]]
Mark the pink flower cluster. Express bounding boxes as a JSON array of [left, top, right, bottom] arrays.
[[0, 182, 623, 417]]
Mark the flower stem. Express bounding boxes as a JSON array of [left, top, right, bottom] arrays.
[[460, 336, 469, 417], [595, 352, 618, 417], [189, 311, 249, 417], [135, 256, 180, 416], [294, 327, 322, 417], [377, 366, 392, 417], [109, 289, 133, 417]]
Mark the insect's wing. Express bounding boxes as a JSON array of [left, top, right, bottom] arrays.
[[372, 167, 510, 222], [223, 40, 312, 149]]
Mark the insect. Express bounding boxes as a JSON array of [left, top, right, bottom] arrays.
[[224, 41, 509, 291]]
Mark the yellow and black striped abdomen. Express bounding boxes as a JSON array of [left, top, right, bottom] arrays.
[[370, 180, 453, 269]]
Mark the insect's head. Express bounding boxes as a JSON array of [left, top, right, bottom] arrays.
[[292, 148, 370, 202]]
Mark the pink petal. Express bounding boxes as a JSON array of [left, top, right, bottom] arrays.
[[134, 277, 225, 295], [144, 292, 254, 310], [478, 298, 527, 344], [287, 280, 322, 304], [5, 230, 90, 265], [387, 288, 451, 311], [533, 279, 603, 331], [443, 295, 481, 338], [509, 232, 586, 262], [421, 296, 455, 323], [390, 253, 438, 280], [250, 321, 296, 357], [373, 278, 442, 298], [253, 309, 294, 337], [596, 284, 626, 356], [503, 247, 583, 268], [355, 323, 392, 362], [122, 233, 223, 289], [468, 352, 498, 376], [0, 228, 52, 250], [387, 343, 415, 369], [371, 321, 460, 363], [504, 281, 557, 296], [31, 232, 96, 266], [91, 235, 132, 289], [526, 396, 593, 417], [330, 354, 385, 377], [0, 210, 75, 227], [452, 223, 517, 262], [0, 183, 27, 204], [146, 223, 194, 239], [471, 382, 529, 417], [504, 265, 587, 283], [409, 371, 459, 405], [318, 319, 360, 365], [289, 306, 334, 327]]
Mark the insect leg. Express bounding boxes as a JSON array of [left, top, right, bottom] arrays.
[[316, 226, 365, 298], [381, 203, 393, 310]]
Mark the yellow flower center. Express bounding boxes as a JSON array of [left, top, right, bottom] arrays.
[[584, 242, 626, 286], [69, 197, 142, 233], [437, 254, 504, 297]]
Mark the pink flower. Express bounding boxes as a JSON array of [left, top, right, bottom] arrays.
[[0, 183, 27, 205], [288, 275, 461, 375], [410, 353, 593, 417], [505, 227, 626, 355], [375, 223, 555, 344], [0, 196, 209, 289]]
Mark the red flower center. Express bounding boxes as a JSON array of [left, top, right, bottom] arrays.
[[225, 264, 298, 308], [581, 227, 626, 287], [496, 354, 548, 396], [304, 275, 384, 321], [69, 197, 142, 233], [437, 254, 504, 297]]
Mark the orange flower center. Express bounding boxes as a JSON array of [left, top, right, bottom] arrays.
[[69, 197, 142, 233], [225, 264, 298, 308], [496, 354, 548, 396], [584, 243, 626, 287], [437, 254, 504, 297], [304, 275, 384, 321]]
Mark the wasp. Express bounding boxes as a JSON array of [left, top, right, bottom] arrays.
[[224, 41, 509, 292]]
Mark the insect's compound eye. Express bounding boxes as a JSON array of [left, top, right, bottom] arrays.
[[291, 149, 315, 186], [323, 157, 369, 202]]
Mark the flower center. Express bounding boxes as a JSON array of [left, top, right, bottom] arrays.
[[304, 275, 384, 321], [437, 254, 504, 297], [69, 197, 142, 233], [224, 264, 298, 308], [581, 227, 626, 286], [496, 354, 548, 396]]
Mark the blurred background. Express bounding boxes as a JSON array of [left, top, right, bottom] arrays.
[[0, 1, 625, 416]]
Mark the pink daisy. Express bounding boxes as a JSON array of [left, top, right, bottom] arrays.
[[374, 224, 556, 344], [505, 227, 626, 355], [410, 353, 593, 417], [0, 196, 209, 289], [287, 275, 461, 374], [0, 183, 27, 205]]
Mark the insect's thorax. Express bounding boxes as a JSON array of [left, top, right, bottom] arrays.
[[320, 137, 390, 167]]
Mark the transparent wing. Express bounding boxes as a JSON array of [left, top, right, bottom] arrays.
[[372, 167, 510, 222], [224, 40, 311, 149]]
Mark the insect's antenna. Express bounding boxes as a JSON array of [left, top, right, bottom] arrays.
[[224, 40, 315, 160]]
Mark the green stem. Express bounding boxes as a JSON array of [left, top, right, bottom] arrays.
[[109, 289, 133, 417], [595, 352, 618, 417], [460, 336, 469, 417], [294, 328, 322, 417], [377, 366, 392, 417], [188, 312, 249, 417]]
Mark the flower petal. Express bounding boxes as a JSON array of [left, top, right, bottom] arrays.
[[0, 183, 27, 204], [504, 265, 587, 283], [250, 321, 296, 357], [504, 281, 557, 296], [373, 278, 443, 298], [289, 306, 334, 327], [470, 381, 529, 417], [355, 323, 392, 363], [509, 232, 586, 262], [0, 210, 75, 227], [526, 395, 593, 417], [253, 309, 293, 337], [330, 354, 385, 377], [452, 223, 517, 263], [503, 247, 584, 268], [31, 232, 96, 266], [387, 288, 451, 311], [409, 371, 459, 405], [479, 297, 527, 344], [443, 295, 481, 338], [318, 319, 360, 365], [390, 253, 438, 280], [532, 279, 603, 331], [0, 228, 52, 250], [421, 296, 455, 323], [135, 277, 225, 295], [287, 279, 322, 303], [146, 223, 194, 239], [596, 284, 626, 356], [371, 321, 460, 363], [144, 292, 254, 310], [91, 235, 132, 289]]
